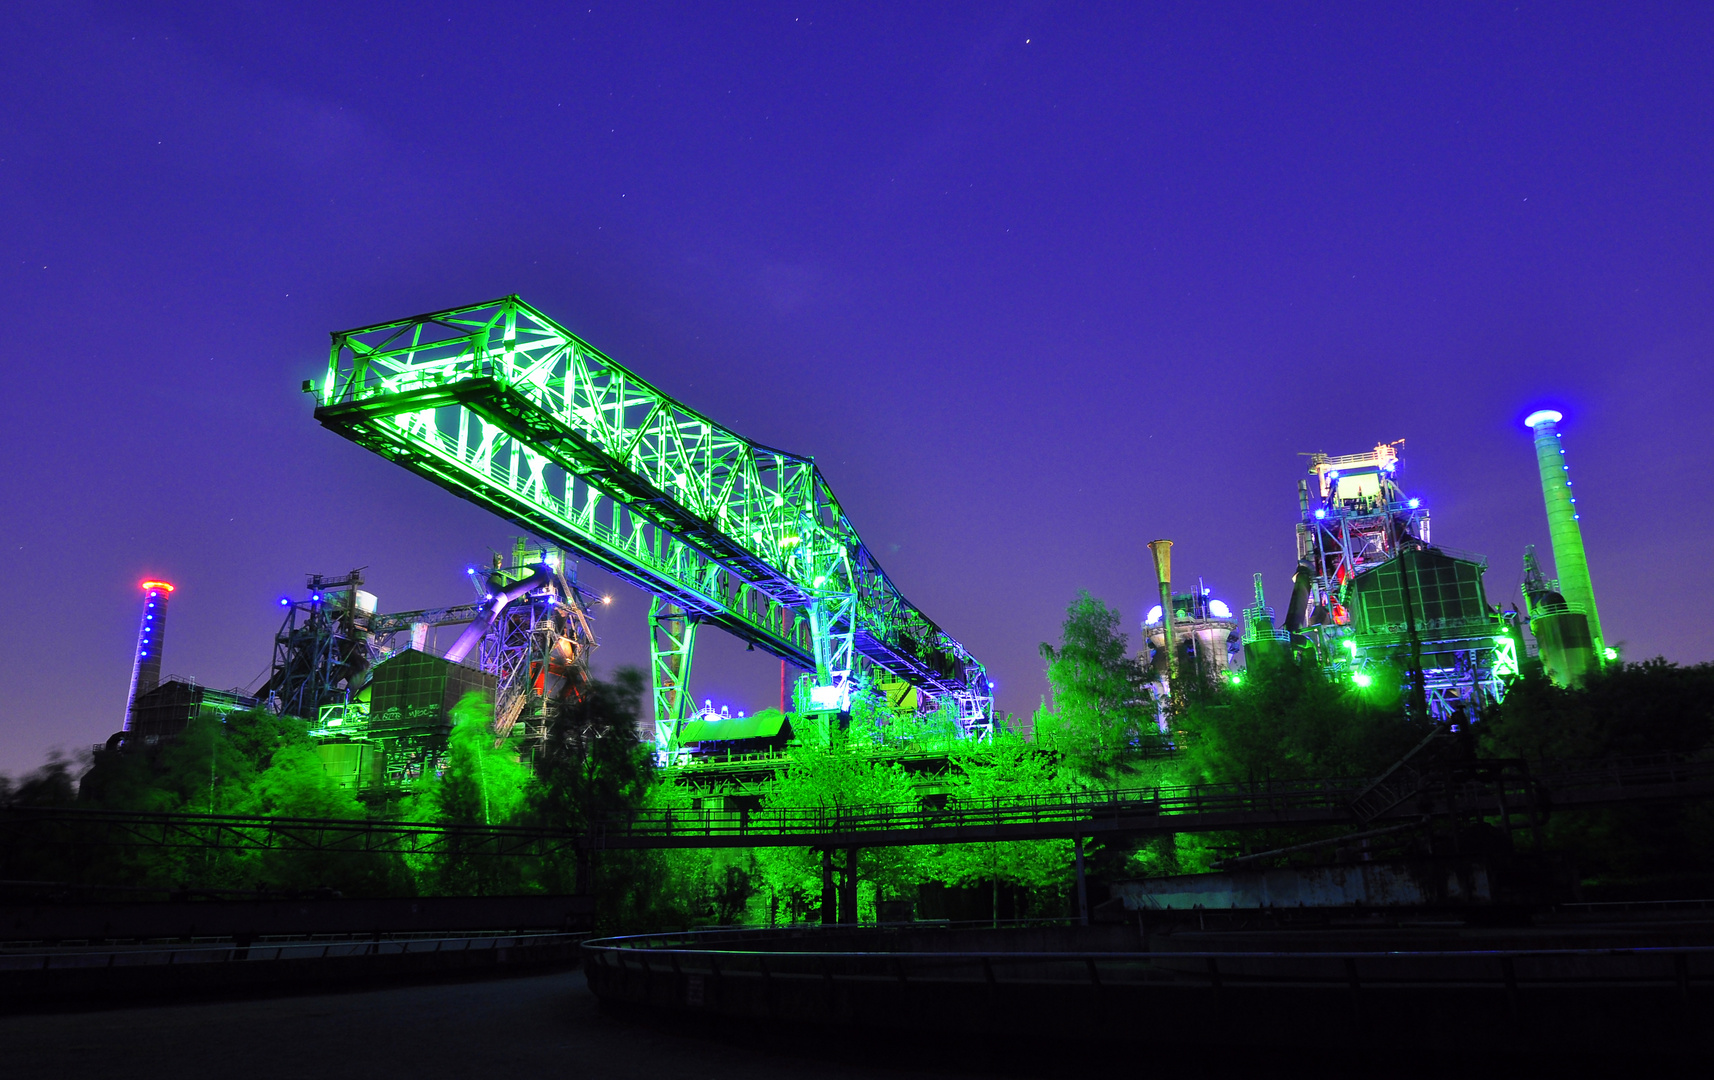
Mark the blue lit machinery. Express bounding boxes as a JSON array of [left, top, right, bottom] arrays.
[[122, 580, 174, 733], [462, 539, 600, 745], [1293, 441, 1427, 633], [309, 539, 602, 764], [261, 570, 380, 721], [1287, 441, 1521, 719]]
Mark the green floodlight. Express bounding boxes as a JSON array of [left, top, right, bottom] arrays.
[[1602, 646, 1619, 661], [1342, 639, 1358, 657], [1352, 672, 1374, 689], [1226, 671, 1243, 686]]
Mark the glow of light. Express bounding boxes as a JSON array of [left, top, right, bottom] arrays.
[[1524, 409, 1563, 429], [812, 575, 827, 588], [1314, 509, 1327, 519], [311, 593, 322, 602], [1602, 647, 1618, 661], [140, 580, 175, 593], [1328, 470, 1339, 479], [1407, 498, 1420, 508], [1352, 672, 1373, 688], [279, 598, 290, 606], [1208, 599, 1233, 618], [1145, 605, 1162, 625], [1226, 672, 1243, 685], [602, 596, 613, 605], [1343, 639, 1357, 656]]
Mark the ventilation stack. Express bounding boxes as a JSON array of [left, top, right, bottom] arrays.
[[123, 580, 174, 733], [1524, 410, 1605, 660], [1148, 540, 1175, 680]]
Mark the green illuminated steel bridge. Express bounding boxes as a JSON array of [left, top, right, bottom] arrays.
[[307, 297, 989, 747]]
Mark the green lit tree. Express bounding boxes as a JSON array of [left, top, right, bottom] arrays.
[[1034, 591, 1155, 776]]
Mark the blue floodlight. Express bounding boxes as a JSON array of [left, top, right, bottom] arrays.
[[1145, 605, 1162, 625], [1524, 409, 1563, 429], [1208, 599, 1233, 618], [1407, 498, 1420, 509], [1314, 509, 1327, 520]]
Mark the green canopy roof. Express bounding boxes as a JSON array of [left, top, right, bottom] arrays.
[[679, 708, 791, 743]]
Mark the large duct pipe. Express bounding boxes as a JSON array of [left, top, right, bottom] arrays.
[[1524, 410, 1604, 657], [123, 579, 174, 732], [443, 565, 554, 664], [1148, 539, 1175, 680], [1283, 562, 1313, 633]]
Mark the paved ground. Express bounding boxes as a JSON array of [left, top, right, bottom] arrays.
[[0, 971, 961, 1080]]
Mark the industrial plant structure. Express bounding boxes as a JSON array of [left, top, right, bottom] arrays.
[[106, 289, 1612, 792], [1217, 439, 1523, 720]]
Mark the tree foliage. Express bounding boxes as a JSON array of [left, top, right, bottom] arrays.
[[1033, 591, 1155, 774], [1175, 652, 1427, 784]]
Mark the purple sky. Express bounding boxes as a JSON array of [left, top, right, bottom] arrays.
[[4, 3, 1712, 775]]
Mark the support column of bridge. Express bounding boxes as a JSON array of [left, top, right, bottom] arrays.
[[818, 847, 862, 924], [841, 847, 860, 925], [821, 849, 836, 925]]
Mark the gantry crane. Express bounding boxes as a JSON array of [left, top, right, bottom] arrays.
[[307, 296, 989, 750]]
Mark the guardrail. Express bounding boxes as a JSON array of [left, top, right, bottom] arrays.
[[582, 927, 1714, 999], [0, 930, 581, 972]]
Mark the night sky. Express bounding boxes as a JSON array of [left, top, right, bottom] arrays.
[[4, 3, 1712, 776]]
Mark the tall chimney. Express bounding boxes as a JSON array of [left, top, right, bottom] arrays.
[[124, 580, 174, 732], [1148, 539, 1175, 679], [1524, 410, 1604, 657]]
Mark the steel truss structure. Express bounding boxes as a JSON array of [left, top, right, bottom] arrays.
[[476, 543, 598, 744], [311, 296, 989, 749], [262, 571, 380, 720]]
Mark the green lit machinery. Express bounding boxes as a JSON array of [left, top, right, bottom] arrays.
[[1519, 409, 1611, 687], [1242, 441, 1524, 719], [306, 296, 990, 757]]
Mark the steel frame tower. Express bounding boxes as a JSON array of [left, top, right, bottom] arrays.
[[474, 541, 599, 745], [309, 297, 989, 752], [262, 570, 379, 720], [1296, 441, 1429, 635]]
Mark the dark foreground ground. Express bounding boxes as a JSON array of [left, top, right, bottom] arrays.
[[5, 966, 1709, 1078], [0, 971, 962, 1080]]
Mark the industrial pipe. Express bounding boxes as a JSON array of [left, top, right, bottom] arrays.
[[1524, 410, 1604, 657], [443, 565, 554, 664], [1148, 539, 1175, 679]]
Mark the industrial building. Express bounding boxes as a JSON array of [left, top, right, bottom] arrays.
[[108, 293, 1612, 783]]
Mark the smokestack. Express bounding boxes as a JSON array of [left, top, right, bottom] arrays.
[[1524, 409, 1604, 657], [1148, 539, 1175, 679], [124, 579, 174, 732]]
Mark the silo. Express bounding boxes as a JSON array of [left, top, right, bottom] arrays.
[[1524, 410, 1605, 657]]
